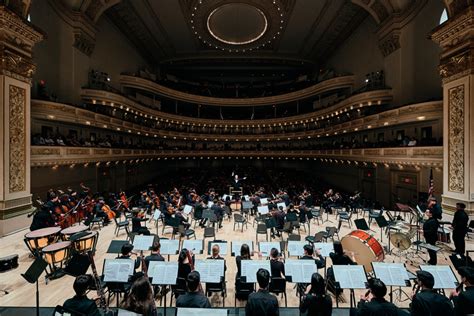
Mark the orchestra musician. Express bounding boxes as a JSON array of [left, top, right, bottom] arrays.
[[410, 271, 453, 316], [452, 202, 469, 256], [63, 275, 101, 316], [211, 199, 225, 229], [131, 208, 150, 236], [327, 241, 356, 295], [144, 241, 165, 269], [245, 268, 279, 316], [122, 275, 157, 316], [422, 208, 439, 265], [206, 244, 227, 294], [235, 243, 254, 300], [356, 278, 399, 316], [176, 271, 211, 308], [299, 273, 332, 316], [30, 203, 56, 231], [269, 248, 285, 278], [450, 266, 474, 316], [427, 196, 443, 220], [93, 197, 110, 225], [178, 248, 194, 280]]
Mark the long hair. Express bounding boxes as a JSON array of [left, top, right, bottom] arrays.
[[309, 273, 326, 296], [123, 276, 154, 315], [240, 243, 250, 259]]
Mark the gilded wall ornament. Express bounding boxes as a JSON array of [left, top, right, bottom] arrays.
[[448, 85, 465, 193], [8, 85, 26, 193]]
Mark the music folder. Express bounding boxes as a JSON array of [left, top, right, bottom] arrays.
[[103, 259, 134, 283], [241, 260, 271, 283], [194, 260, 225, 283], [160, 239, 180, 255], [208, 241, 228, 255], [177, 308, 228, 316], [182, 239, 204, 254], [285, 259, 316, 283], [132, 235, 154, 251]]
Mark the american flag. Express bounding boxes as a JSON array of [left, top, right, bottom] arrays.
[[428, 168, 434, 199]]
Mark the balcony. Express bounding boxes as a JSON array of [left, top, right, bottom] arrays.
[[30, 146, 443, 167]]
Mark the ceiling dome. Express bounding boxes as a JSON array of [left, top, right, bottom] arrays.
[[207, 3, 268, 45]]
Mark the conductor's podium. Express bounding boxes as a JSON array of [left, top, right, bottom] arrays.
[[229, 186, 243, 196]]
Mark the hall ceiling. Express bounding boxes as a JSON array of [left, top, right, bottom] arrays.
[[105, 0, 369, 67]]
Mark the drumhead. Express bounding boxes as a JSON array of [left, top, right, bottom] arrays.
[[60, 224, 88, 235], [341, 230, 384, 272], [25, 227, 61, 238], [42, 241, 71, 252]]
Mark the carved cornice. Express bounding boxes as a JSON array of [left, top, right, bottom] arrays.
[[30, 146, 443, 167], [378, 32, 400, 57], [119, 74, 356, 107], [376, 0, 427, 57], [47, 0, 98, 56], [0, 6, 43, 82], [439, 50, 474, 83]]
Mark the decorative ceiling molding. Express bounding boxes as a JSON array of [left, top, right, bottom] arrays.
[[180, 0, 294, 53]]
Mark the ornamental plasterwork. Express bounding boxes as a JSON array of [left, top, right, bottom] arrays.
[[8, 85, 26, 193], [448, 85, 465, 193]]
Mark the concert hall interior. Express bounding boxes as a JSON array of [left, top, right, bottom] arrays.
[[1, 0, 474, 315]]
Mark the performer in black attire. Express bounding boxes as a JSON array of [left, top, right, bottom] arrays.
[[245, 268, 279, 316], [423, 208, 440, 265], [356, 278, 399, 316], [299, 273, 332, 316], [235, 243, 253, 299], [269, 248, 285, 278], [176, 271, 211, 308], [410, 270, 453, 316], [451, 266, 474, 316], [144, 241, 165, 269], [302, 244, 325, 269], [30, 205, 56, 231], [231, 172, 246, 189], [63, 275, 101, 316], [452, 202, 469, 255], [131, 209, 150, 235]]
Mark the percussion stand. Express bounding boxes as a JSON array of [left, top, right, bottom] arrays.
[[21, 257, 48, 316]]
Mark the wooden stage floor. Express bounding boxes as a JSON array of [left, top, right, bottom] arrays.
[[0, 210, 466, 309]]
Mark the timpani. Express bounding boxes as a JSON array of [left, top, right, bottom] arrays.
[[24, 227, 61, 255], [60, 224, 88, 240]]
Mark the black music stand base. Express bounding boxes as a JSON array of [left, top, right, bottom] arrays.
[[46, 268, 66, 280]]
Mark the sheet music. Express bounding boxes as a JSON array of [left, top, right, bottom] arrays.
[[132, 235, 155, 251], [333, 265, 367, 289], [242, 201, 253, 209], [149, 261, 179, 285], [259, 242, 281, 256], [177, 308, 228, 316], [260, 198, 268, 205], [420, 265, 458, 289], [183, 205, 193, 215], [231, 241, 253, 256], [117, 309, 141, 316], [153, 209, 161, 220], [195, 260, 225, 283], [183, 239, 204, 253], [209, 242, 228, 255], [313, 243, 334, 257], [241, 260, 271, 283], [277, 202, 286, 210], [160, 239, 180, 255], [287, 241, 308, 257], [207, 201, 214, 208], [372, 262, 409, 286], [244, 195, 250, 201], [104, 259, 134, 282], [285, 259, 317, 283], [257, 205, 269, 214]]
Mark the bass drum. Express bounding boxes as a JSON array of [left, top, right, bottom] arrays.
[[341, 230, 384, 272]]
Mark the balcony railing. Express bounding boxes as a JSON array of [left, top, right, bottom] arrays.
[[31, 146, 443, 167]]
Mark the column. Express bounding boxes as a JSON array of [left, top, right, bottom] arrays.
[[0, 4, 43, 235], [432, 5, 474, 214]]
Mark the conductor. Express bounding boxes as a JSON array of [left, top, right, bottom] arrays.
[[231, 172, 246, 189]]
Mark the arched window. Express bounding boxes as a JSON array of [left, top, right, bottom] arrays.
[[439, 9, 448, 24]]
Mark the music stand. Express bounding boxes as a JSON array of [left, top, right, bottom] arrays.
[[372, 262, 411, 303], [149, 261, 179, 316], [332, 265, 367, 308], [21, 257, 48, 316], [354, 218, 370, 231], [107, 240, 129, 254], [374, 216, 389, 243]]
